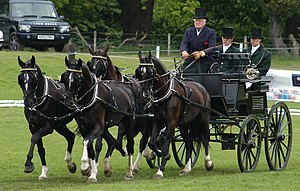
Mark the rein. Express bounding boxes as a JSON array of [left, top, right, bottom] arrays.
[[25, 76, 77, 121]]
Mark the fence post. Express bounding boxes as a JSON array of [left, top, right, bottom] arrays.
[[93, 31, 97, 51], [244, 35, 248, 50], [156, 45, 160, 59], [168, 33, 171, 56]]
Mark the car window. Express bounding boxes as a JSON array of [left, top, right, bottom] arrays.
[[0, 3, 9, 17], [11, 3, 57, 18]]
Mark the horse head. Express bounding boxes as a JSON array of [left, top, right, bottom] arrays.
[[18, 55, 43, 107], [61, 56, 84, 108], [135, 51, 157, 99], [87, 46, 109, 79]]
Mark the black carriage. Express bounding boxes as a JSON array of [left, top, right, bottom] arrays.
[[148, 53, 292, 173]]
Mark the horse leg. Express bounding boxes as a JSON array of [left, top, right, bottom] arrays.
[[95, 136, 103, 168], [148, 120, 162, 157], [133, 123, 151, 172], [36, 139, 48, 180], [179, 125, 192, 176], [154, 125, 174, 179], [81, 140, 91, 178], [101, 129, 116, 177], [116, 123, 127, 156], [86, 137, 99, 182], [24, 126, 53, 177], [125, 122, 135, 180], [200, 119, 214, 171], [55, 125, 77, 174]]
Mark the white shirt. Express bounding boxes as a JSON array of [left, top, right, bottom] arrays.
[[223, 44, 231, 53], [196, 28, 202, 36], [251, 45, 260, 55]]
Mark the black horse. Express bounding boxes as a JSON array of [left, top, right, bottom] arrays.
[[17, 56, 76, 180], [87, 46, 126, 81], [60, 57, 138, 181], [86, 46, 130, 176], [135, 51, 213, 178]]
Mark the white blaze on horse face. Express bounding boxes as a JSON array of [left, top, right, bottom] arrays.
[[24, 73, 29, 91], [68, 72, 74, 91]]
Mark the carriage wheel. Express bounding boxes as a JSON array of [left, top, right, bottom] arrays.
[[171, 129, 201, 168], [265, 101, 292, 171], [237, 114, 262, 172]]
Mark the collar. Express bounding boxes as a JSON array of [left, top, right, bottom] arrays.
[[251, 45, 260, 55], [223, 44, 231, 53]]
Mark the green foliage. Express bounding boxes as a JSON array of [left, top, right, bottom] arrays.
[[152, 0, 199, 37]]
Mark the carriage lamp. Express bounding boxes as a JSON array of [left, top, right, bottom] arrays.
[[19, 24, 31, 32], [59, 26, 70, 33]]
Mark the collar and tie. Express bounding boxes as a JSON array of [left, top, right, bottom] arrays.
[[223, 44, 231, 53], [251, 45, 260, 55], [196, 28, 202, 36]]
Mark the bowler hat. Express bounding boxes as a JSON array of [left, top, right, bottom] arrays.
[[222, 27, 234, 38], [251, 28, 263, 39], [194, 8, 208, 20]]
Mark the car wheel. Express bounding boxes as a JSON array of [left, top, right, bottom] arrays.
[[54, 44, 64, 52], [9, 32, 24, 51]]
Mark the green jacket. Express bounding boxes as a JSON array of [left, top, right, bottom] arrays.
[[216, 44, 241, 73], [247, 45, 271, 76]]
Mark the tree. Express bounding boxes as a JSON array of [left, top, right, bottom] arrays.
[[116, 0, 154, 39], [264, 0, 300, 54]]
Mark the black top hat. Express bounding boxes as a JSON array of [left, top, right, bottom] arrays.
[[194, 8, 208, 20], [251, 28, 263, 39], [222, 27, 234, 38]]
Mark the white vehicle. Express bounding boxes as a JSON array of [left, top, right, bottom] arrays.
[[0, 30, 3, 49]]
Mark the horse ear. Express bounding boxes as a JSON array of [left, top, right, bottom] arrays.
[[88, 46, 95, 55], [65, 56, 70, 68], [87, 61, 91, 68], [18, 56, 25, 68], [78, 58, 83, 68], [60, 72, 65, 83], [31, 55, 36, 65], [138, 51, 143, 63], [102, 46, 108, 55], [148, 50, 152, 59]]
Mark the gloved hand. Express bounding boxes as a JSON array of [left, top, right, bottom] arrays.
[[192, 51, 205, 59], [181, 51, 189, 58]]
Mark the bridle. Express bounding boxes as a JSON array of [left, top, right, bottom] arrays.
[[90, 55, 109, 80], [19, 67, 49, 109]]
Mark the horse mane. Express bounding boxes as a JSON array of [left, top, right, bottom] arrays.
[[150, 56, 168, 75], [34, 63, 44, 79]]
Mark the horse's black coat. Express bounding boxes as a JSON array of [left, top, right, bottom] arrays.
[[18, 55, 76, 177]]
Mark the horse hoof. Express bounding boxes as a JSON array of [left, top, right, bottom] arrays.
[[87, 178, 97, 183], [124, 175, 134, 180], [68, 162, 77, 174], [179, 170, 189, 176], [153, 174, 163, 179], [24, 164, 34, 173], [166, 153, 171, 160], [81, 167, 91, 176], [205, 161, 214, 171], [146, 151, 156, 161], [104, 169, 112, 177], [133, 168, 139, 173], [38, 175, 48, 181]]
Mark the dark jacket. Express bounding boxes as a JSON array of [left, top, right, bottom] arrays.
[[216, 44, 241, 73], [180, 26, 216, 73], [247, 45, 271, 76]]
